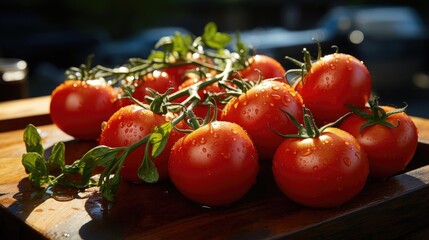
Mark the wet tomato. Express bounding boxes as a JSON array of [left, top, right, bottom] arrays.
[[339, 105, 418, 178], [221, 80, 304, 160], [99, 105, 180, 182], [294, 53, 371, 126], [168, 121, 259, 206], [273, 127, 369, 208]]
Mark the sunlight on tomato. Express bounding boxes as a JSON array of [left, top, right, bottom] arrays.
[[50, 79, 118, 140]]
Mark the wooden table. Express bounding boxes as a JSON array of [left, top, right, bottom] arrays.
[[1, 96, 429, 240]]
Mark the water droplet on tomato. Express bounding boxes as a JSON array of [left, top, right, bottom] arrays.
[[302, 148, 313, 156], [233, 137, 237, 142], [119, 122, 125, 128], [271, 86, 280, 91], [200, 137, 207, 144], [192, 139, 197, 146], [343, 157, 352, 166], [269, 103, 275, 107], [232, 129, 238, 135], [313, 166, 319, 171], [243, 101, 248, 106], [354, 152, 361, 160], [254, 109, 259, 115], [207, 153, 211, 158], [213, 132, 219, 138], [126, 123, 132, 127], [139, 127, 144, 132], [271, 94, 281, 100], [221, 152, 231, 159], [202, 147, 207, 152], [329, 64, 336, 70], [283, 95, 291, 103]]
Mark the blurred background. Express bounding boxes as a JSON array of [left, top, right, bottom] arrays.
[[1, 0, 428, 117]]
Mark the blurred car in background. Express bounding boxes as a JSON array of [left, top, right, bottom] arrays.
[[239, 5, 429, 98]]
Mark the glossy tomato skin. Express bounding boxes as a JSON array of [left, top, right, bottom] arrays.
[[50, 79, 118, 140], [221, 80, 304, 160], [238, 55, 286, 82], [168, 121, 259, 206], [294, 53, 371, 126], [273, 128, 369, 208], [99, 105, 176, 182], [339, 106, 418, 178]]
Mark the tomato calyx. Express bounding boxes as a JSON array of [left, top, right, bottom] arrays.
[[275, 107, 350, 139], [346, 97, 407, 133], [284, 44, 339, 86]]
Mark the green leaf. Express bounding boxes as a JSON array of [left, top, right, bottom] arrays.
[[202, 22, 232, 50], [77, 146, 120, 186], [148, 50, 166, 61], [173, 33, 191, 58], [22, 152, 49, 188], [149, 122, 173, 158], [138, 151, 159, 183], [23, 124, 44, 157], [47, 142, 65, 171]]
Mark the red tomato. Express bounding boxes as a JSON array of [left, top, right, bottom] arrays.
[[339, 106, 418, 178], [273, 127, 369, 208], [237, 55, 286, 82], [168, 121, 259, 206], [294, 53, 371, 126], [50, 79, 118, 140], [99, 105, 181, 182], [133, 70, 178, 102], [220, 80, 304, 160]]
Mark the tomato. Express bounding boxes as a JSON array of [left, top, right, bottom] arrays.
[[273, 127, 369, 208], [220, 80, 304, 160], [99, 105, 181, 182], [50, 79, 118, 140], [168, 121, 259, 206], [294, 53, 371, 126], [237, 55, 286, 82], [133, 70, 178, 102], [339, 105, 418, 178]]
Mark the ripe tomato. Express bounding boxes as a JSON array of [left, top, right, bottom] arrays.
[[50, 79, 118, 140], [237, 55, 286, 82], [99, 105, 180, 182], [220, 80, 304, 160], [339, 105, 418, 178], [294, 53, 371, 126], [133, 70, 178, 102], [273, 127, 369, 208], [168, 121, 259, 206]]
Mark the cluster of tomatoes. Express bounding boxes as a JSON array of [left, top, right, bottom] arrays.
[[48, 24, 418, 208]]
